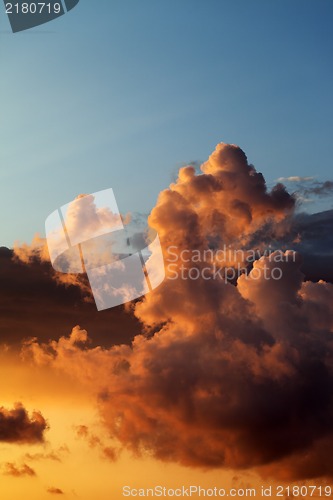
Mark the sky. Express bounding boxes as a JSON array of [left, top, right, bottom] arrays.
[[1, 142, 333, 498], [1, 1, 333, 500], [1, 0, 333, 247]]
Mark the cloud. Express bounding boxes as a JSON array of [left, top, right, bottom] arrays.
[[275, 177, 333, 208], [75, 424, 119, 462], [23, 265, 333, 478], [154, 143, 295, 251], [60, 192, 122, 246], [8, 143, 333, 481], [303, 180, 333, 197], [0, 246, 141, 347], [3, 462, 36, 477], [276, 176, 314, 183], [0, 403, 47, 444], [24, 446, 69, 463], [47, 487, 64, 495], [289, 210, 333, 282]]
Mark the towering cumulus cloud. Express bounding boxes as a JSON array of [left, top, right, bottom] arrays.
[[21, 144, 333, 479]]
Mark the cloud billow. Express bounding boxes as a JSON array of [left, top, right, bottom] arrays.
[[16, 143, 333, 480]]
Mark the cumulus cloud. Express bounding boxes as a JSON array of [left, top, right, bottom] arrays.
[[61, 192, 123, 245], [13, 234, 50, 265], [13, 143, 333, 479], [149, 143, 295, 255], [12, 195, 158, 313], [0, 403, 47, 444], [3, 462, 36, 477], [12, 233, 94, 297], [274, 177, 333, 210], [0, 246, 140, 347]]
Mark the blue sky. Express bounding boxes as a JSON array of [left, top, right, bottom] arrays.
[[1, 0, 333, 247]]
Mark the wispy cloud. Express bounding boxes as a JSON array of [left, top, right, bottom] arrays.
[[75, 424, 119, 462], [47, 487, 64, 495], [2, 462, 36, 478], [303, 180, 333, 197], [277, 176, 314, 182]]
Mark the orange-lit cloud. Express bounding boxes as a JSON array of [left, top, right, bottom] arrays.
[[46, 486, 64, 495], [0, 246, 140, 347], [9, 143, 333, 481], [0, 403, 47, 444]]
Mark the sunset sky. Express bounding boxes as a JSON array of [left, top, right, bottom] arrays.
[[1, 1, 333, 499]]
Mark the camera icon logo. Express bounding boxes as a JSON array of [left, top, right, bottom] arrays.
[[45, 188, 165, 311], [3, 0, 80, 33]]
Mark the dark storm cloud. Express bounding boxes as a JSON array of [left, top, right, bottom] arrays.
[[0, 403, 47, 444], [8, 143, 333, 481], [0, 247, 141, 347]]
